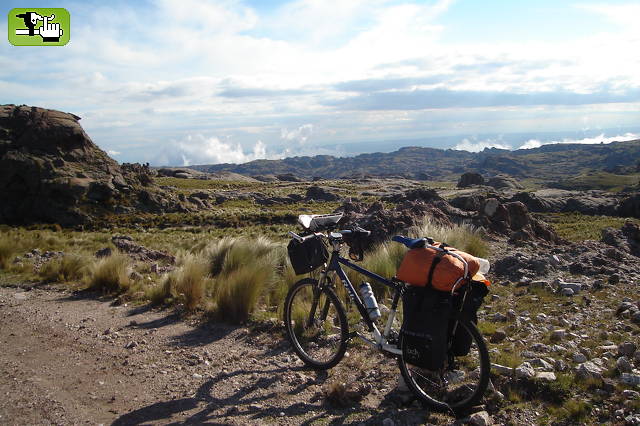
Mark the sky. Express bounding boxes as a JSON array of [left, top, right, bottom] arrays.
[[2, 0, 640, 165]]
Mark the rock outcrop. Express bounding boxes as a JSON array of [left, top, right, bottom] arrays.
[[0, 104, 191, 226]]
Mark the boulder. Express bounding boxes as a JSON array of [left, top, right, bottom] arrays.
[[619, 193, 640, 218], [457, 172, 485, 188], [602, 222, 640, 257], [276, 173, 304, 182], [486, 175, 524, 190], [305, 186, 340, 202]]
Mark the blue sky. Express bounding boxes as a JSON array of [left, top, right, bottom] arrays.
[[2, 0, 640, 165]]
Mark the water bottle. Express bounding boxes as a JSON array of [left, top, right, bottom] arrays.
[[359, 282, 381, 321]]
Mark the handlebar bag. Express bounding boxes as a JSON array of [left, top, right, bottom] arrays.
[[287, 237, 329, 275], [401, 285, 452, 370], [396, 244, 480, 291], [448, 280, 489, 356]]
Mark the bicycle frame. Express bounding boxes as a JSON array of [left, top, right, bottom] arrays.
[[319, 249, 404, 355]]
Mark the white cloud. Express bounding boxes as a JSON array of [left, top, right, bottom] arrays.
[[281, 124, 314, 144], [106, 150, 121, 156], [159, 134, 269, 166], [518, 133, 639, 149], [454, 138, 511, 152], [518, 139, 542, 150]]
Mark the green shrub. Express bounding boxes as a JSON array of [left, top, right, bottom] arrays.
[[39, 254, 89, 283], [88, 254, 131, 293]]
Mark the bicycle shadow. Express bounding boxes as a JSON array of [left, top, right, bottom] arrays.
[[111, 365, 431, 425], [111, 368, 314, 425]]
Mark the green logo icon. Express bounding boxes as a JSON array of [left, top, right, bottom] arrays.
[[8, 8, 70, 46]]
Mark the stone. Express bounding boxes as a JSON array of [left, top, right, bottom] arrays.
[[554, 359, 569, 372], [484, 198, 500, 217], [576, 361, 603, 380], [492, 312, 508, 322], [619, 342, 637, 357], [531, 280, 551, 290], [124, 341, 137, 349], [535, 372, 557, 381], [561, 288, 575, 297], [382, 418, 396, 426], [506, 309, 517, 321], [620, 373, 640, 386], [469, 410, 492, 426], [551, 329, 566, 341], [530, 343, 550, 353], [623, 390, 640, 400], [515, 362, 536, 379], [490, 330, 507, 343], [617, 356, 633, 373], [573, 353, 588, 363], [556, 280, 582, 293], [530, 358, 554, 371], [491, 363, 514, 377]]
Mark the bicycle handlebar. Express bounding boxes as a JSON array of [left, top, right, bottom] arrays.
[[288, 226, 371, 243]]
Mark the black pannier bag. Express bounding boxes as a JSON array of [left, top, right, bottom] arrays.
[[287, 237, 329, 275], [401, 286, 452, 370], [449, 280, 489, 356]]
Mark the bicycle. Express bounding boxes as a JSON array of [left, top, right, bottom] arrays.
[[283, 214, 490, 413]]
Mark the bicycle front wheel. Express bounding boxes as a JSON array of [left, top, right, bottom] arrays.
[[284, 278, 349, 369], [398, 316, 490, 412]]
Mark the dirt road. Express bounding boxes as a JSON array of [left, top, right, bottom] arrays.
[[0, 284, 433, 425]]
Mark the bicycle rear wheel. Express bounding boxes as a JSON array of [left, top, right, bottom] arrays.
[[284, 278, 349, 369], [398, 316, 490, 412]]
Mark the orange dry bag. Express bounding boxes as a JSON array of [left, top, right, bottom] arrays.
[[396, 244, 480, 291]]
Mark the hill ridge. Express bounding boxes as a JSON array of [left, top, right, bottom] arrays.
[[190, 139, 640, 180]]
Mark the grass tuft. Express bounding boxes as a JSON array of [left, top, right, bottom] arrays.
[[207, 237, 283, 323], [172, 257, 209, 311], [0, 237, 16, 270], [39, 254, 89, 283], [409, 219, 489, 258], [87, 254, 131, 293]]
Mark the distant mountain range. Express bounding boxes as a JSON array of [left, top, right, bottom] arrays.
[[190, 139, 640, 181]]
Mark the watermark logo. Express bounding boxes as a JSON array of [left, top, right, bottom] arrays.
[[8, 8, 70, 46]]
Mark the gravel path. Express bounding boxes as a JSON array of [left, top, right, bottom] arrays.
[[0, 284, 439, 425]]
